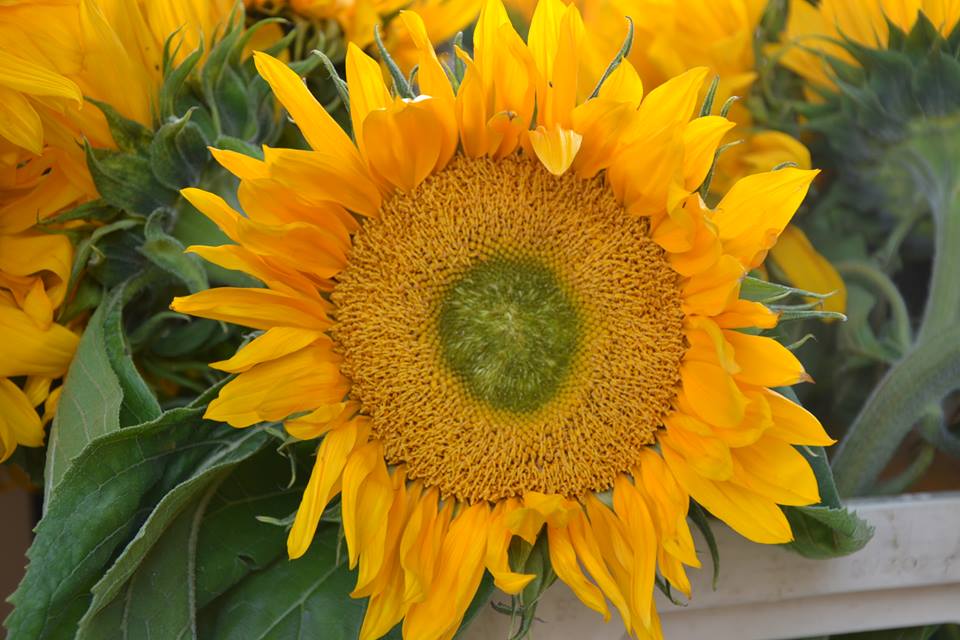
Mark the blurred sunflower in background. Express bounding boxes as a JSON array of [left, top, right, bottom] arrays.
[[173, 0, 833, 637], [0, 0, 232, 462], [768, 1, 960, 495], [779, 0, 960, 93], [245, 0, 481, 70]]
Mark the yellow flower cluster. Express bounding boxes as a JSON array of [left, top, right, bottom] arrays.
[[0, 0, 231, 460]]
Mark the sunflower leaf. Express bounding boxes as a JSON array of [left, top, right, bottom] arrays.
[[7, 406, 268, 639], [76, 437, 286, 639], [688, 501, 720, 589], [783, 504, 874, 559], [140, 210, 209, 293], [84, 143, 179, 215], [43, 283, 161, 499], [196, 523, 367, 639]]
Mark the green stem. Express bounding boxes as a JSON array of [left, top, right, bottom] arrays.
[[836, 260, 913, 353], [918, 194, 960, 341], [830, 325, 960, 496]]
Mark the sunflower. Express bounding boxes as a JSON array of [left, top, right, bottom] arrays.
[[0, 0, 232, 461], [172, 0, 834, 636], [245, 0, 480, 70], [780, 0, 960, 94]]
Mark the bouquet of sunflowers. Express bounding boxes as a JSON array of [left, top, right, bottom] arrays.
[[2, 0, 958, 638]]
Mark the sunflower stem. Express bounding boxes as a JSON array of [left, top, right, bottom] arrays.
[[832, 119, 960, 496], [918, 193, 960, 342], [830, 324, 960, 496], [835, 260, 912, 354]]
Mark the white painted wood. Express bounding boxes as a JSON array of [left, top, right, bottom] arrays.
[[463, 492, 960, 640]]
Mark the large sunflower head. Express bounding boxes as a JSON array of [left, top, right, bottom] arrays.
[[173, 0, 833, 636]]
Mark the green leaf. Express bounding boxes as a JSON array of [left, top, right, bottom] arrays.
[[740, 276, 835, 304], [84, 144, 178, 215], [688, 501, 720, 589], [77, 477, 229, 640], [161, 47, 203, 120], [6, 408, 269, 640], [105, 283, 163, 426], [199, 524, 368, 640], [76, 438, 302, 639], [141, 210, 209, 293], [44, 299, 123, 497], [77, 432, 268, 635], [45, 284, 162, 496], [194, 449, 306, 608], [783, 504, 874, 559], [86, 99, 153, 151], [38, 199, 120, 227], [149, 111, 210, 191], [775, 388, 874, 559]]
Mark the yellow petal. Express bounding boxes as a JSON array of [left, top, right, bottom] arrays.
[[209, 147, 270, 180], [0, 85, 43, 156], [262, 147, 382, 218], [632, 67, 710, 143], [352, 463, 402, 596], [713, 168, 819, 269], [287, 417, 368, 558], [529, 125, 582, 175], [681, 254, 745, 316], [597, 58, 643, 106], [484, 504, 536, 594], [663, 445, 793, 544], [171, 288, 332, 331], [186, 244, 327, 297], [684, 316, 738, 373], [0, 304, 78, 378], [660, 422, 733, 481], [713, 299, 779, 329], [454, 51, 490, 158], [209, 327, 326, 373], [204, 343, 348, 427], [253, 52, 360, 160], [473, 0, 511, 96], [571, 99, 636, 178], [611, 476, 657, 629], [769, 225, 847, 314], [400, 488, 448, 603], [548, 522, 610, 621], [0, 49, 82, 105], [679, 359, 747, 428], [345, 43, 391, 160], [362, 99, 445, 192], [403, 503, 490, 640], [764, 389, 835, 446], [341, 441, 393, 569], [284, 401, 356, 441], [568, 509, 633, 631], [0, 230, 73, 309], [725, 330, 810, 387], [359, 567, 408, 640], [682, 116, 737, 191], [0, 379, 45, 460], [730, 435, 821, 506]]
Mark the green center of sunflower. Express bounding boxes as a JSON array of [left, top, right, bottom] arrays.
[[437, 255, 580, 413]]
